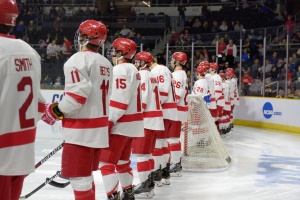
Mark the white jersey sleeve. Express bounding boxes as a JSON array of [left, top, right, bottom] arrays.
[[0, 36, 46, 176], [139, 70, 164, 130], [212, 74, 222, 100], [109, 63, 144, 137], [223, 81, 231, 111], [58, 51, 113, 148], [205, 74, 216, 109], [151, 65, 169, 104]]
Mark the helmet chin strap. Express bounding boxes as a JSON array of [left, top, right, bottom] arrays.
[[140, 64, 147, 69], [115, 56, 123, 65]]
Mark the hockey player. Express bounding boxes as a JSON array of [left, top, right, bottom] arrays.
[[132, 51, 165, 198], [151, 58, 178, 186], [225, 69, 234, 135], [41, 20, 112, 200], [231, 74, 239, 129], [169, 52, 188, 177], [192, 65, 209, 95], [0, 1, 46, 199], [219, 73, 229, 137], [210, 63, 223, 132], [99, 38, 144, 200]]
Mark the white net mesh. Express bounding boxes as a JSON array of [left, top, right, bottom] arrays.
[[181, 94, 231, 172]]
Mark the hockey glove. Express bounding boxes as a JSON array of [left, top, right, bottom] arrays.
[[41, 103, 64, 125], [204, 95, 211, 103]]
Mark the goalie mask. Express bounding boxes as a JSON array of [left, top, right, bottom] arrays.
[[74, 20, 107, 52], [133, 51, 153, 70], [106, 38, 137, 65]]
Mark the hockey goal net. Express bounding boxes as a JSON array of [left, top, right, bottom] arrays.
[[181, 94, 231, 172]]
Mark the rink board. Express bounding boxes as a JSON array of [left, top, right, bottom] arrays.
[[233, 97, 300, 133]]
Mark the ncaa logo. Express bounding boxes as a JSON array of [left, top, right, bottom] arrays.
[[262, 102, 273, 119]]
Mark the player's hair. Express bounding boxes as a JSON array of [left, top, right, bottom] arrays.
[[82, 34, 100, 51], [0, 24, 14, 35], [153, 58, 158, 64], [116, 50, 131, 63]]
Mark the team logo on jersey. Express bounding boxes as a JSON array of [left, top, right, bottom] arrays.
[[262, 102, 282, 119]]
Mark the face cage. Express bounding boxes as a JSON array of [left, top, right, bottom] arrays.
[[168, 56, 174, 69], [106, 45, 116, 63], [74, 30, 89, 52]]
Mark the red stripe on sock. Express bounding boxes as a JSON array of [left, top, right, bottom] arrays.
[[107, 181, 119, 196], [152, 148, 163, 156], [100, 164, 116, 176], [137, 161, 151, 172], [162, 147, 170, 154], [122, 185, 132, 190], [74, 188, 94, 200], [149, 159, 155, 170], [169, 143, 181, 151]]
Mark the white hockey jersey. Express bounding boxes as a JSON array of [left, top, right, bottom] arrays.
[[192, 78, 209, 95], [151, 64, 178, 121], [0, 35, 46, 176], [58, 50, 113, 148], [205, 74, 217, 109], [172, 69, 188, 122], [224, 80, 233, 110], [228, 79, 235, 106], [231, 78, 240, 106], [223, 81, 231, 111], [212, 74, 224, 107], [139, 69, 164, 130], [109, 63, 144, 137]]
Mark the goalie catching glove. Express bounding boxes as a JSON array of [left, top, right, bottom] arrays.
[[41, 103, 64, 125]]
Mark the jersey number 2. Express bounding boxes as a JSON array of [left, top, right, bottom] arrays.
[[18, 77, 34, 129]]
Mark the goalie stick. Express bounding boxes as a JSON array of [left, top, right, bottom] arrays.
[[25, 143, 64, 178], [19, 171, 62, 199]]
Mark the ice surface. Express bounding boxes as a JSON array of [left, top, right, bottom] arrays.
[[21, 121, 300, 200]]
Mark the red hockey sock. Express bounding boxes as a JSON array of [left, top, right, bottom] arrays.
[[74, 188, 95, 200]]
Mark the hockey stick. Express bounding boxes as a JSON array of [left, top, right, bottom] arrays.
[[48, 179, 70, 188], [19, 171, 61, 199], [25, 143, 64, 178]]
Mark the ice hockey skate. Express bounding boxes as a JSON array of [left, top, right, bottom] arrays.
[[161, 163, 171, 185], [153, 169, 162, 187], [108, 192, 120, 200], [134, 177, 153, 199], [121, 187, 135, 200], [170, 161, 182, 177]]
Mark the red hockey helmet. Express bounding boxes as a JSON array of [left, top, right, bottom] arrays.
[[112, 38, 137, 59], [0, 0, 18, 26], [219, 73, 226, 79], [199, 61, 210, 70], [226, 71, 234, 79], [172, 52, 187, 65], [196, 65, 206, 76], [74, 20, 107, 51], [134, 51, 153, 67], [210, 62, 219, 71], [226, 68, 234, 73]]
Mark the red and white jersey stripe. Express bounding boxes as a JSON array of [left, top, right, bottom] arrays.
[[172, 69, 188, 122], [139, 69, 164, 130], [0, 35, 46, 175], [58, 50, 113, 148], [151, 64, 178, 121], [109, 63, 144, 137]]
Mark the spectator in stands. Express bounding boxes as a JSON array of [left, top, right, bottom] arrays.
[[218, 37, 226, 53], [271, 36, 280, 46], [54, 17, 62, 35], [211, 21, 219, 32], [27, 20, 36, 39], [292, 31, 300, 43], [183, 29, 191, 41], [241, 71, 253, 95], [261, 60, 273, 73], [25, 37, 31, 45], [249, 76, 263, 96], [49, 5, 57, 19], [202, 1, 209, 20], [294, 89, 300, 99], [47, 39, 57, 57], [234, 21, 244, 32], [92, 7, 100, 19], [211, 35, 220, 46], [194, 34, 203, 46], [248, 29, 257, 41], [211, 55, 217, 63], [42, 74, 52, 86], [45, 33, 52, 45], [202, 21, 209, 32], [16, 20, 25, 39], [106, 1, 118, 15], [242, 0, 249, 9], [156, 49, 165, 64], [228, 21, 235, 31], [37, 2, 43, 15], [289, 57, 297, 70], [251, 59, 261, 78], [242, 48, 250, 62], [178, 2, 186, 26], [270, 66, 279, 81], [259, 3, 268, 14], [296, 77, 300, 89], [134, 33, 142, 45], [225, 40, 237, 66], [62, 36, 72, 58], [38, 39, 47, 48], [269, 52, 278, 65], [280, 38, 289, 49], [193, 18, 201, 29], [285, 15, 294, 36], [84, 6, 92, 18], [171, 30, 180, 44], [53, 76, 62, 88], [129, 28, 136, 37], [28, 7, 36, 20], [199, 54, 208, 62], [40, 53, 46, 63], [57, 5, 65, 19], [235, 2, 240, 10], [293, 53, 300, 66], [219, 21, 228, 32], [272, 12, 284, 24], [65, 7, 74, 21], [203, 49, 209, 61], [242, 29, 248, 41], [75, 6, 84, 16], [120, 25, 131, 37], [185, 18, 193, 30], [218, 56, 227, 71], [224, 34, 230, 43], [54, 55, 62, 63], [258, 43, 264, 57]]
